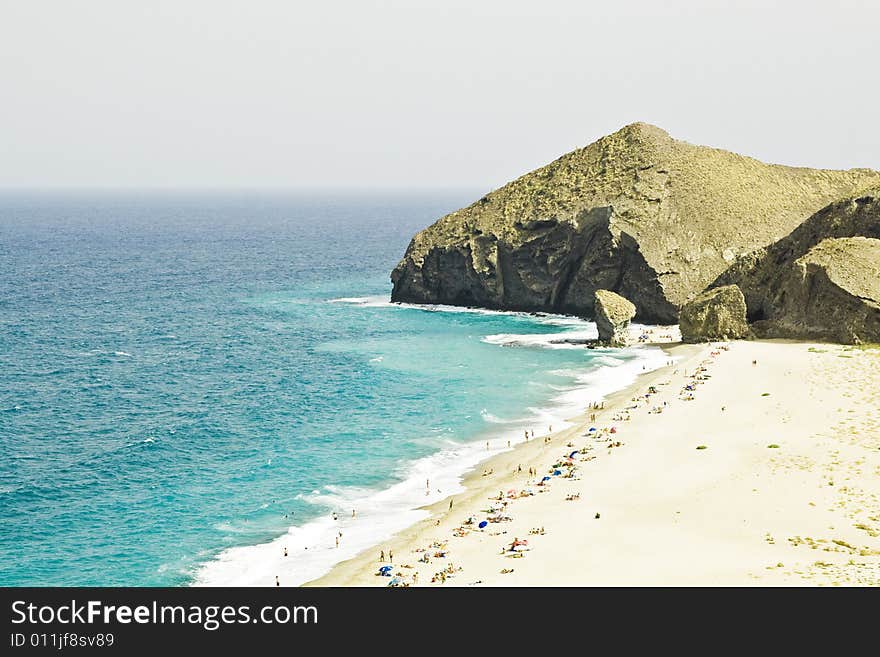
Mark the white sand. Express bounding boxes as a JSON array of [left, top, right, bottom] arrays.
[[310, 340, 880, 587]]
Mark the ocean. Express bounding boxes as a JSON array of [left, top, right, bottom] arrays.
[[0, 192, 669, 586]]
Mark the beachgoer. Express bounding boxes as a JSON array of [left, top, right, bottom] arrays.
[[275, 576, 279, 587], [449, 498, 454, 511], [283, 547, 288, 557], [335, 536, 339, 548], [389, 550, 393, 563], [380, 550, 385, 562]]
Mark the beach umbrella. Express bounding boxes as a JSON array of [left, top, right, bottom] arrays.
[[553, 469, 562, 475], [610, 427, 617, 434], [541, 476, 551, 482], [588, 427, 597, 432], [379, 565, 393, 574], [478, 520, 488, 529], [569, 450, 578, 458]]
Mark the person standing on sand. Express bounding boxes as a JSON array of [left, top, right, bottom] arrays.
[[275, 576, 280, 587], [335, 536, 339, 548], [380, 550, 385, 562], [449, 498, 454, 511], [389, 550, 393, 564], [283, 547, 288, 557]]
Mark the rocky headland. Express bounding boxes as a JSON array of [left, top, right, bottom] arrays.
[[391, 123, 879, 329]]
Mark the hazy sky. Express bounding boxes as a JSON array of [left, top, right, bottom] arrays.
[[2, 0, 878, 190]]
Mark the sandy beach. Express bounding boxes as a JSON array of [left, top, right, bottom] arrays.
[[309, 340, 880, 587]]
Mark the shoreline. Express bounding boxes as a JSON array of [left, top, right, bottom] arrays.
[[306, 339, 703, 586], [193, 323, 677, 587], [309, 339, 880, 587]]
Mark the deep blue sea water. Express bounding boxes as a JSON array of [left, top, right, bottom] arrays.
[[0, 192, 667, 586]]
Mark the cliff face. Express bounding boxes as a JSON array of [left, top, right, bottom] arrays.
[[710, 187, 880, 344], [750, 237, 880, 343], [713, 188, 880, 323], [391, 123, 880, 323]]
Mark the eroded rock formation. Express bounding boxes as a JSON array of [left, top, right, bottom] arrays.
[[713, 187, 880, 324], [391, 123, 880, 323], [594, 289, 637, 346], [679, 285, 749, 342]]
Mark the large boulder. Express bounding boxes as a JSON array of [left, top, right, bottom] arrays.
[[594, 289, 636, 346], [679, 285, 749, 342], [391, 122, 880, 323]]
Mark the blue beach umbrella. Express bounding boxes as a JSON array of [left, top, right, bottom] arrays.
[[379, 565, 393, 574], [478, 520, 488, 529], [541, 476, 551, 482], [569, 450, 578, 458], [588, 427, 597, 432], [553, 469, 562, 476]]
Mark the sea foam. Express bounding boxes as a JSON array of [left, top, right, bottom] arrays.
[[194, 298, 671, 587]]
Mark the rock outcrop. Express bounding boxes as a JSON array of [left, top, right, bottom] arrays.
[[594, 289, 636, 346], [732, 237, 880, 344], [679, 285, 749, 342], [391, 122, 880, 322], [713, 187, 880, 324]]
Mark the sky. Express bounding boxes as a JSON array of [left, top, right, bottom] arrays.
[[1, 0, 878, 190]]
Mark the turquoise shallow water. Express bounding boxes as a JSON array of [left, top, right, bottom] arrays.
[[0, 192, 664, 586]]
